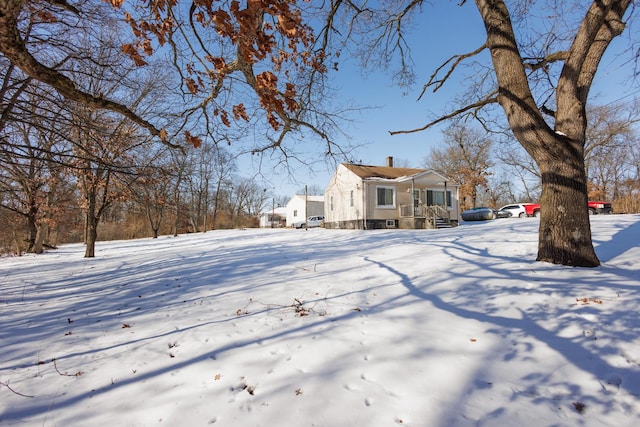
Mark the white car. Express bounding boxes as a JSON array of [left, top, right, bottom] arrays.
[[498, 204, 530, 218], [293, 215, 324, 229]]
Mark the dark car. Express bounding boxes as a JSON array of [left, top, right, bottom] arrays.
[[494, 209, 513, 219], [461, 207, 497, 221]]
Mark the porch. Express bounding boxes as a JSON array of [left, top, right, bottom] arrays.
[[399, 204, 455, 229]]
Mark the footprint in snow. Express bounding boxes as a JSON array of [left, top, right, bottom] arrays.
[[344, 383, 360, 392]]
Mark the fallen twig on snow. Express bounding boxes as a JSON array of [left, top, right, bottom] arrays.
[[52, 358, 83, 377], [0, 380, 34, 398]]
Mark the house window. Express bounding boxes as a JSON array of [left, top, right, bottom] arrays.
[[330, 196, 334, 211], [293, 209, 298, 217], [376, 186, 395, 208], [350, 190, 354, 207], [426, 189, 452, 207]]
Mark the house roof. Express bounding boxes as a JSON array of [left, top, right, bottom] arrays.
[[342, 163, 425, 179], [340, 163, 456, 185], [290, 194, 325, 202], [260, 206, 287, 216]]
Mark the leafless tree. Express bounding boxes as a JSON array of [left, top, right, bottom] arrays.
[[495, 140, 542, 202], [296, 184, 325, 196], [584, 101, 640, 200], [0, 85, 74, 253], [129, 151, 174, 239], [229, 177, 265, 227], [423, 123, 493, 210]]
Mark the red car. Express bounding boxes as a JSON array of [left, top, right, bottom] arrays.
[[508, 201, 612, 217]]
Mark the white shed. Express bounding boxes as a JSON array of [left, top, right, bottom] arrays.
[[286, 195, 325, 227], [259, 206, 287, 228]]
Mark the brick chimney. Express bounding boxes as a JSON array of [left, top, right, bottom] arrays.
[[386, 156, 393, 167]]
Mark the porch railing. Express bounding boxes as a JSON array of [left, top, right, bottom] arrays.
[[400, 204, 450, 225]]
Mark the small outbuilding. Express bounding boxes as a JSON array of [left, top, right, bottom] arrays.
[[259, 206, 287, 228], [286, 194, 325, 227]]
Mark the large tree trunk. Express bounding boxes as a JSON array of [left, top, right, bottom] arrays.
[[25, 215, 37, 253], [537, 153, 598, 266], [25, 200, 38, 253], [32, 222, 48, 255]]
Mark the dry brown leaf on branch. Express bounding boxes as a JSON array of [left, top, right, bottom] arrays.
[[233, 104, 250, 121], [185, 131, 202, 148]]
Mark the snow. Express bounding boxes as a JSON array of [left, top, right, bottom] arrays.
[[1, 215, 640, 427]]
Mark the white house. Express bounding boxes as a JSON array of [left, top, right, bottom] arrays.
[[324, 157, 460, 229], [286, 194, 325, 227], [259, 206, 287, 228]]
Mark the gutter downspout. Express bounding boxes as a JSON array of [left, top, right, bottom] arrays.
[[362, 180, 367, 230], [411, 178, 415, 217], [456, 185, 460, 222]]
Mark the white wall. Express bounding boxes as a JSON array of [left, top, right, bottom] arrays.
[[286, 195, 325, 226], [324, 165, 364, 224]]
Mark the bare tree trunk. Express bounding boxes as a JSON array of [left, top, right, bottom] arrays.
[[25, 201, 37, 253], [146, 205, 161, 238], [25, 216, 37, 253], [84, 197, 98, 258], [32, 222, 48, 254], [536, 154, 597, 265], [12, 229, 22, 256], [85, 215, 98, 258], [173, 194, 180, 237], [212, 180, 222, 230]]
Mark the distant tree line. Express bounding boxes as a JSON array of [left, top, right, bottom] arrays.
[[0, 119, 279, 257]]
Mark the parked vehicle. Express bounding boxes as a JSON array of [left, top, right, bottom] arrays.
[[524, 203, 541, 217], [498, 203, 537, 218], [588, 201, 613, 215], [292, 215, 325, 229], [507, 200, 612, 217], [461, 207, 496, 221], [494, 209, 513, 219]]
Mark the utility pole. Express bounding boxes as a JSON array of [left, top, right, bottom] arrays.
[[304, 185, 308, 230]]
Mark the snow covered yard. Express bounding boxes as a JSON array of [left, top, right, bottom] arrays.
[[1, 215, 639, 427]]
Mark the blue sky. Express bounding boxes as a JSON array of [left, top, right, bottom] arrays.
[[236, 2, 640, 200]]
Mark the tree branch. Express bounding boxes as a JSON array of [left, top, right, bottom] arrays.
[[523, 50, 569, 71], [0, 1, 177, 147], [390, 91, 499, 135], [419, 43, 487, 99]]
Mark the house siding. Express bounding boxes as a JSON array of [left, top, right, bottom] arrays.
[[324, 165, 365, 228]]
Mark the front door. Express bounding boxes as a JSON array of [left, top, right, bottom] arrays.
[[413, 189, 422, 215]]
